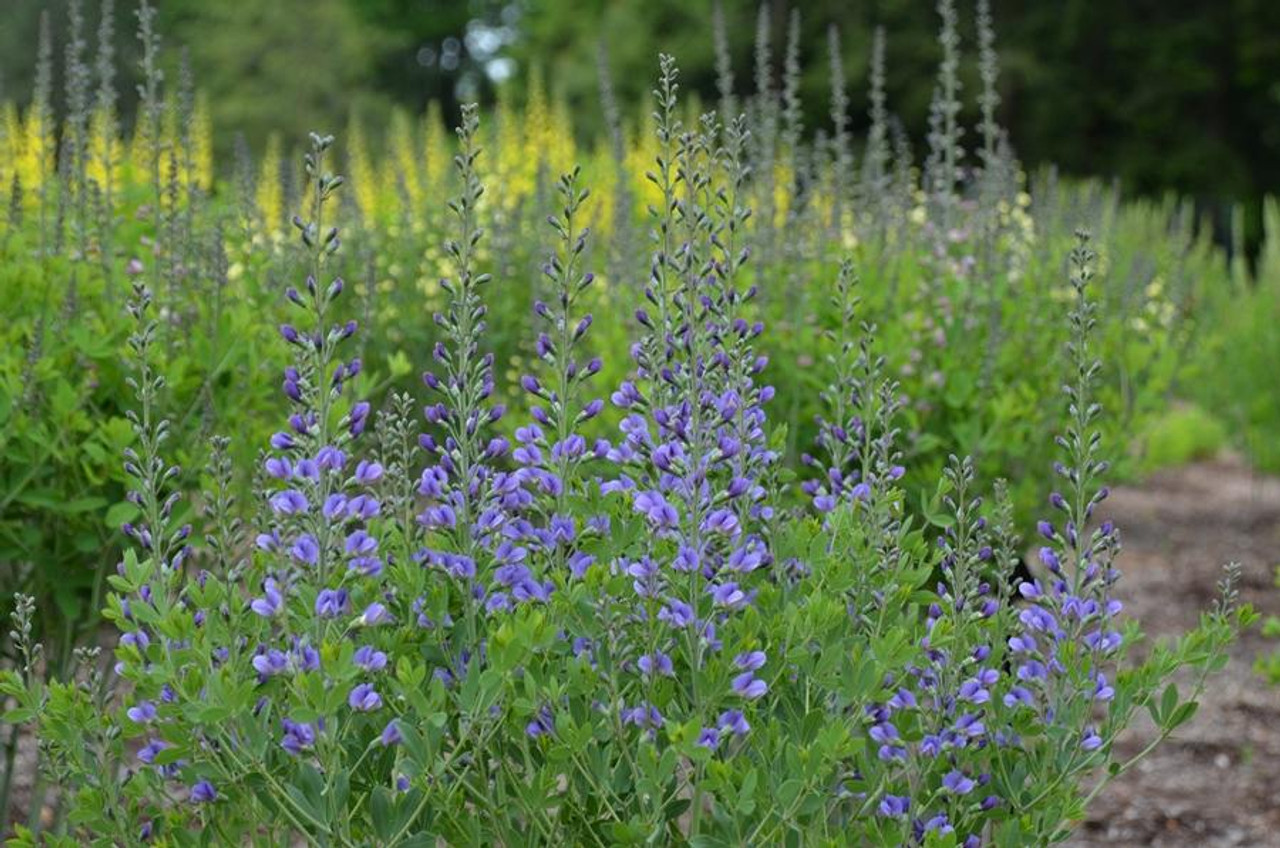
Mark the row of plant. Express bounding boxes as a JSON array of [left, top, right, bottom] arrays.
[[1, 74, 1251, 848], [0, 0, 1239, 684], [0, 0, 1270, 842]]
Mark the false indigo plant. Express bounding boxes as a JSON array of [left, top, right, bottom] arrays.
[[0, 54, 1251, 848]]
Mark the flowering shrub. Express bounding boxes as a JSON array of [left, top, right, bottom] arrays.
[[2, 2, 1244, 740], [1, 49, 1251, 845]]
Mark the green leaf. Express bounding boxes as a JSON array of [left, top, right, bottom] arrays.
[[104, 500, 140, 529], [1159, 683, 1179, 724], [1168, 700, 1199, 730]]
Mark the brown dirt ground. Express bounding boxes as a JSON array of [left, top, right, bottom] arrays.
[[1065, 456, 1280, 848], [4, 457, 1280, 844]]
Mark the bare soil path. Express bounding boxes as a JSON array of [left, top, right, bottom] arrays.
[[1067, 457, 1280, 847]]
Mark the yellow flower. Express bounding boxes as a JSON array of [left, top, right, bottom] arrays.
[[256, 133, 283, 232], [346, 113, 379, 222]]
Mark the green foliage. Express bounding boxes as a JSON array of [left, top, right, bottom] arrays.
[[1191, 197, 1280, 473], [1136, 404, 1227, 472], [0, 240, 133, 676], [0, 4, 1268, 842]]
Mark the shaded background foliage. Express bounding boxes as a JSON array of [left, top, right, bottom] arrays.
[[1, 0, 1277, 240]]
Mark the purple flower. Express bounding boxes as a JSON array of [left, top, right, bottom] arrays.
[[354, 645, 388, 671], [323, 494, 348, 520], [358, 602, 392, 626], [869, 723, 899, 745], [710, 582, 747, 610], [697, 727, 721, 750], [958, 677, 991, 704], [281, 719, 317, 754], [637, 652, 674, 678], [345, 530, 378, 557], [265, 457, 292, 479], [878, 794, 910, 818], [270, 490, 309, 515], [354, 460, 384, 484], [314, 588, 349, 618], [955, 712, 985, 738], [734, 650, 766, 671], [190, 780, 217, 804], [127, 701, 158, 724], [658, 598, 694, 629], [526, 705, 556, 739], [942, 770, 975, 795], [380, 720, 402, 746], [633, 490, 679, 529], [253, 649, 290, 678], [702, 508, 740, 536], [251, 578, 284, 618], [1003, 686, 1035, 708], [731, 671, 768, 699], [138, 739, 168, 766], [620, 703, 664, 731], [291, 534, 320, 566], [1081, 728, 1103, 751], [718, 709, 750, 737], [347, 494, 381, 520], [348, 683, 383, 712], [294, 643, 321, 671]]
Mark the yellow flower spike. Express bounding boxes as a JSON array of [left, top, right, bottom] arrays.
[[86, 105, 119, 193], [626, 109, 662, 213], [388, 108, 423, 211], [256, 133, 283, 233], [126, 111, 147, 180], [346, 113, 379, 223], [589, 140, 617, 235], [0, 101, 16, 195], [492, 85, 529, 210], [192, 92, 214, 192], [423, 100, 449, 195], [18, 104, 50, 200], [548, 94, 577, 176]]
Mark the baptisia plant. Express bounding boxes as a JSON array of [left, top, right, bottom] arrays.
[[1, 62, 1249, 848]]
